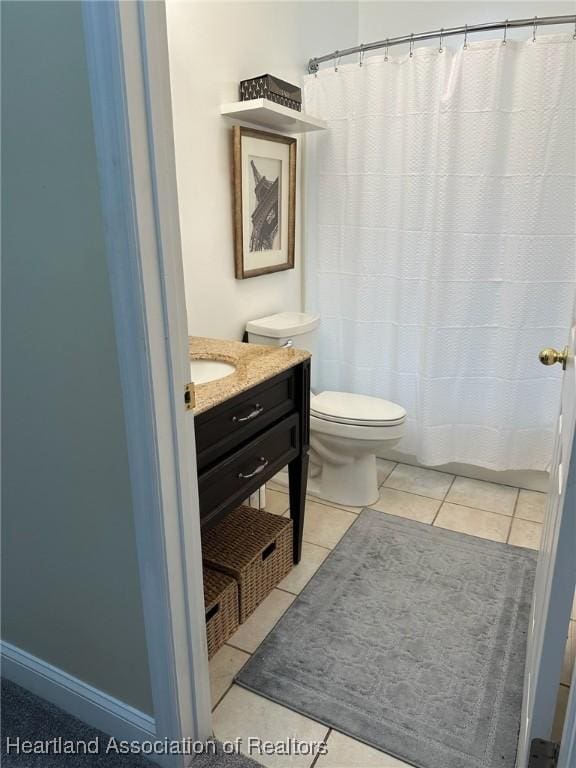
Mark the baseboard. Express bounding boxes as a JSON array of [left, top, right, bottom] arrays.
[[274, 459, 549, 495], [376, 452, 549, 493], [1, 641, 155, 743]]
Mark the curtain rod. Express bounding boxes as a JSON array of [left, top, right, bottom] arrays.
[[307, 15, 576, 73]]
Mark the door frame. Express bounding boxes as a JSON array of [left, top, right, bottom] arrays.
[[559, 653, 576, 766], [516, 319, 576, 766], [82, 1, 211, 764]]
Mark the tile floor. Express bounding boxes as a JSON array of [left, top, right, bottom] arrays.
[[209, 462, 573, 768]]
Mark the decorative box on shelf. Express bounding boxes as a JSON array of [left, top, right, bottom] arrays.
[[240, 74, 302, 112]]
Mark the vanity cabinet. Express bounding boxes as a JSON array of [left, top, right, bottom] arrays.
[[194, 359, 310, 563]]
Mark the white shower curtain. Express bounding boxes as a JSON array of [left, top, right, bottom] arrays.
[[304, 34, 576, 471]]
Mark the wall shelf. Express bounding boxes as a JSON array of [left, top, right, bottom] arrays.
[[220, 99, 326, 133]]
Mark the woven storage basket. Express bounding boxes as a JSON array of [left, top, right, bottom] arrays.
[[202, 506, 293, 623], [203, 567, 239, 659]]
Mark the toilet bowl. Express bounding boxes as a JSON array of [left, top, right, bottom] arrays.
[[309, 391, 406, 506], [245, 312, 407, 507]]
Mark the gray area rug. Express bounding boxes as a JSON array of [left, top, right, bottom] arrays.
[[236, 508, 537, 768], [1, 679, 262, 768]]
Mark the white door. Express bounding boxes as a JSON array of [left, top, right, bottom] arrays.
[[517, 311, 576, 767]]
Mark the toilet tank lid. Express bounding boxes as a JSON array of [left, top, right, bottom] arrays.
[[246, 312, 320, 338]]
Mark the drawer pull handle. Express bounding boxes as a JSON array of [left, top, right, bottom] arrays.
[[205, 603, 220, 622], [238, 457, 269, 479], [232, 403, 263, 424]]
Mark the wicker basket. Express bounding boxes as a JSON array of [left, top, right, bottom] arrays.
[[203, 567, 239, 659], [203, 506, 293, 623]]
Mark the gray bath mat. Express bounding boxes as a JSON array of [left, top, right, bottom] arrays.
[[236, 508, 537, 768]]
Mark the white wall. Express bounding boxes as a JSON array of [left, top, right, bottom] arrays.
[[357, 1, 574, 52], [166, 1, 357, 341], [1, 1, 153, 714]]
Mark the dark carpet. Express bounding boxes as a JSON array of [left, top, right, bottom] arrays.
[[1, 679, 261, 767]]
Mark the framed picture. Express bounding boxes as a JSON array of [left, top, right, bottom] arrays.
[[233, 126, 297, 279]]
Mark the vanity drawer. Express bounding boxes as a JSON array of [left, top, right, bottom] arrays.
[[195, 369, 295, 471], [198, 414, 299, 527]]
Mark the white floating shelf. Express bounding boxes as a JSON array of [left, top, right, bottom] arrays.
[[220, 99, 326, 133]]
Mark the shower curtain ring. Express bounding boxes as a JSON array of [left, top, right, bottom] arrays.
[[359, 44, 364, 67], [334, 51, 340, 72], [385, 38, 389, 62], [532, 16, 538, 43], [463, 24, 468, 49], [502, 19, 508, 45], [573, 19, 576, 39], [439, 28, 444, 53], [409, 33, 414, 58]]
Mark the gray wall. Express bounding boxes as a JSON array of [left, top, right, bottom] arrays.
[[1, 0, 153, 715]]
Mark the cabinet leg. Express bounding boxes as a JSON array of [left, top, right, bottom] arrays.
[[288, 452, 308, 564]]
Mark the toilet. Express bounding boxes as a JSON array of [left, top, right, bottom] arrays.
[[246, 312, 406, 507]]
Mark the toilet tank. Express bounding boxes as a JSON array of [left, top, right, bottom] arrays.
[[245, 312, 320, 357]]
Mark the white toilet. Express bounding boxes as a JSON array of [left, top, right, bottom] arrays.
[[246, 312, 406, 507]]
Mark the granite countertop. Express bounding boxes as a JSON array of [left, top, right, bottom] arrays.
[[190, 336, 310, 414]]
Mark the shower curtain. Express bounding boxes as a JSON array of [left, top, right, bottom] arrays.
[[304, 34, 576, 471]]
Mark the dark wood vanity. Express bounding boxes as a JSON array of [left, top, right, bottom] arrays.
[[194, 357, 310, 564]]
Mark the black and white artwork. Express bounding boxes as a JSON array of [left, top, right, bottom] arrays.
[[233, 126, 296, 279], [248, 156, 281, 252]]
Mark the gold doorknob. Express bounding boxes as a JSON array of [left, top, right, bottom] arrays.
[[539, 346, 569, 370]]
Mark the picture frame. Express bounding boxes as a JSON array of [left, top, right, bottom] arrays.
[[232, 125, 297, 279]]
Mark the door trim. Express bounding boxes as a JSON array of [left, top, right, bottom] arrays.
[[82, 2, 211, 764], [559, 674, 576, 767]]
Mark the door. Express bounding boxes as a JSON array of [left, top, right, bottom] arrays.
[[83, 1, 211, 762], [516, 309, 576, 767]]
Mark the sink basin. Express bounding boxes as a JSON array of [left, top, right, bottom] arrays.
[[190, 358, 236, 384]]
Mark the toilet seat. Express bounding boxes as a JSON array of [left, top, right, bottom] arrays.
[[310, 413, 405, 442], [311, 391, 406, 427]]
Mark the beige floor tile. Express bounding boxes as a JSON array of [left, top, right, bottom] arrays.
[[278, 541, 330, 595], [552, 685, 570, 743], [515, 489, 547, 523], [383, 463, 454, 501], [302, 500, 357, 549], [562, 621, 576, 686], [508, 518, 542, 550], [228, 589, 294, 653], [213, 685, 329, 768], [434, 502, 511, 543], [377, 459, 397, 485], [209, 644, 250, 709], [371, 487, 440, 524], [316, 731, 413, 768], [264, 488, 290, 516], [446, 476, 518, 516], [306, 492, 362, 514]]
